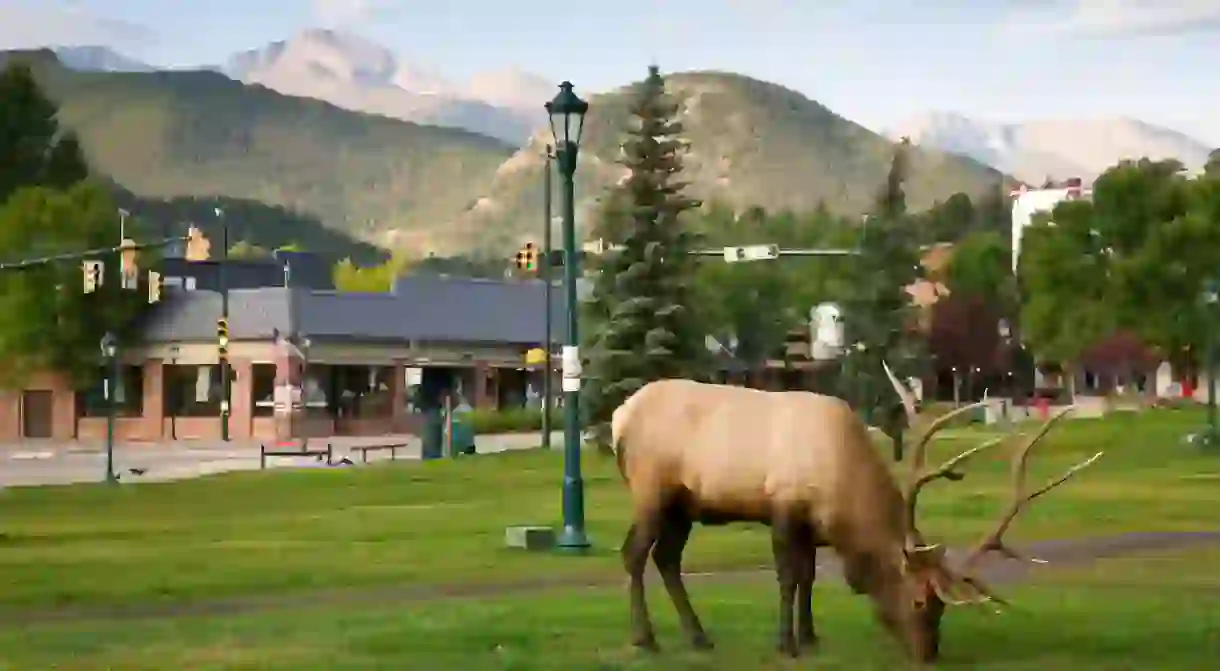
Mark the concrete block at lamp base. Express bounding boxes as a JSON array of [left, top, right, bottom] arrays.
[[504, 525, 557, 551]]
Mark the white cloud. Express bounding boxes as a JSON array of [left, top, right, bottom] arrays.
[[311, 0, 401, 26], [1001, 0, 1220, 38], [0, 0, 155, 49]]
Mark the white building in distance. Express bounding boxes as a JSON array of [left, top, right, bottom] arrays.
[[1010, 178, 1090, 273]]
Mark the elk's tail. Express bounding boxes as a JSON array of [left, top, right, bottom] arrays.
[[609, 386, 647, 483]]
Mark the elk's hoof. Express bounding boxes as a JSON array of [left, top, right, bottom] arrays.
[[798, 631, 819, 649], [776, 639, 800, 658], [631, 635, 660, 653], [691, 634, 715, 651]]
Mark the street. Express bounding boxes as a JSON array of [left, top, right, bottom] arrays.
[[0, 432, 561, 488]]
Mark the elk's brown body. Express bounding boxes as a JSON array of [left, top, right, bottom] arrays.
[[611, 372, 1102, 661]]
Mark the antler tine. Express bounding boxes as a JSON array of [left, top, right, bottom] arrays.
[[881, 360, 918, 425], [962, 406, 1105, 572], [905, 433, 1011, 539], [906, 400, 992, 475]]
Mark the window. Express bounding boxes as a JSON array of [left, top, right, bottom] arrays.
[[331, 365, 393, 418], [251, 364, 276, 417], [76, 365, 144, 418], [163, 364, 234, 417]]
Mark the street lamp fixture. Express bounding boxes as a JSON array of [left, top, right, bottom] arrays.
[[546, 80, 591, 553], [100, 331, 119, 484]]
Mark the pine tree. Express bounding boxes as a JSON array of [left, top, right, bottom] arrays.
[[0, 62, 89, 203], [841, 139, 924, 458], [583, 65, 708, 448]]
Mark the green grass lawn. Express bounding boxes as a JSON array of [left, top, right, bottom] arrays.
[[1, 546, 1216, 670], [1, 408, 1217, 611]]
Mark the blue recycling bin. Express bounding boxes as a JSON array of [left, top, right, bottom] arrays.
[[450, 406, 476, 456]]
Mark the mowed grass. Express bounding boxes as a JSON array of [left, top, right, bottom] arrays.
[[1, 408, 1218, 610], [0, 546, 1217, 670]]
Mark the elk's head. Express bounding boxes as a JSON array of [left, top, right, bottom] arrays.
[[875, 361, 1104, 663]]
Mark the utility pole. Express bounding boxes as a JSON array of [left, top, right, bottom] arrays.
[[541, 145, 554, 451], [216, 206, 231, 442]]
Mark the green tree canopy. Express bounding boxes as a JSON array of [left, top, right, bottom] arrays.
[[0, 61, 147, 385], [0, 183, 150, 385], [332, 252, 410, 292], [945, 229, 1013, 303], [227, 240, 271, 259], [1017, 158, 1220, 373]]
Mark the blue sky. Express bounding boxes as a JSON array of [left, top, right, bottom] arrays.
[[3, 0, 1218, 144]]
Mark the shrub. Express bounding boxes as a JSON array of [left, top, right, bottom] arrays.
[[466, 407, 558, 434]]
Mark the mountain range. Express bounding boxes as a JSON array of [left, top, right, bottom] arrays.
[[888, 112, 1214, 184], [6, 28, 1208, 257]]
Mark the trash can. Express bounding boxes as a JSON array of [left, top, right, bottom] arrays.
[[451, 403, 476, 455], [421, 409, 444, 460]]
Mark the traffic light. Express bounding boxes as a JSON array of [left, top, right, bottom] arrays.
[[148, 271, 162, 304], [514, 242, 537, 271], [119, 238, 139, 290], [217, 317, 229, 355], [82, 260, 103, 293], [186, 225, 211, 261]]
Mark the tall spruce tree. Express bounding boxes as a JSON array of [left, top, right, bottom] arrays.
[[841, 138, 924, 459], [583, 65, 708, 448]]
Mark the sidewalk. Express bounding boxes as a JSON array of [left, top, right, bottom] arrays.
[[0, 431, 564, 488]]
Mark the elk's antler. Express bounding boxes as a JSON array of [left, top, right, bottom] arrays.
[[960, 407, 1104, 573], [880, 361, 1000, 539]]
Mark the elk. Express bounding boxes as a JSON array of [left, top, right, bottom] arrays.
[[610, 369, 1102, 662]]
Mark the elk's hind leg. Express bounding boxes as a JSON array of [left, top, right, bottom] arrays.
[[795, 528, 819, 649], [653, 506, 712, 650], [622, 506, 664, 651], [771, 512, 802, 658]]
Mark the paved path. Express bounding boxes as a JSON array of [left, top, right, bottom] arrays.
[[3, 531, 1215, 626], [0, 432, 561, 488]]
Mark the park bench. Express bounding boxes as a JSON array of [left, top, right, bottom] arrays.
[[259, 441, 333, 470], [349, 443, 410, 463]]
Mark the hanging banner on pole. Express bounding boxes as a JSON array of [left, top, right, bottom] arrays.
[[561, 345, 581, 392]]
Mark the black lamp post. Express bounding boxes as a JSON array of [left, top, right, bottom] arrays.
[[546, 81, 591, 553], [297, 334, 312, 449], [100, 331, 119, 484], [168, 344, 180, 440]]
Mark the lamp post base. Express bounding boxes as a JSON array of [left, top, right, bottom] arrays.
[[554, 525, 592, 554]]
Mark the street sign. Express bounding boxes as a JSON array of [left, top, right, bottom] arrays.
[[722, 244, 780, 263], [525, 348, 547, 366]]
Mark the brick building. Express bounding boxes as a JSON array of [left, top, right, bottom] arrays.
[[1, 273, 563, 442]]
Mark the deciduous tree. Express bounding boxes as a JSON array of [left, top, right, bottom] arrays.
[[332, 252, 410, 292], [0, 183, 149, 385]]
